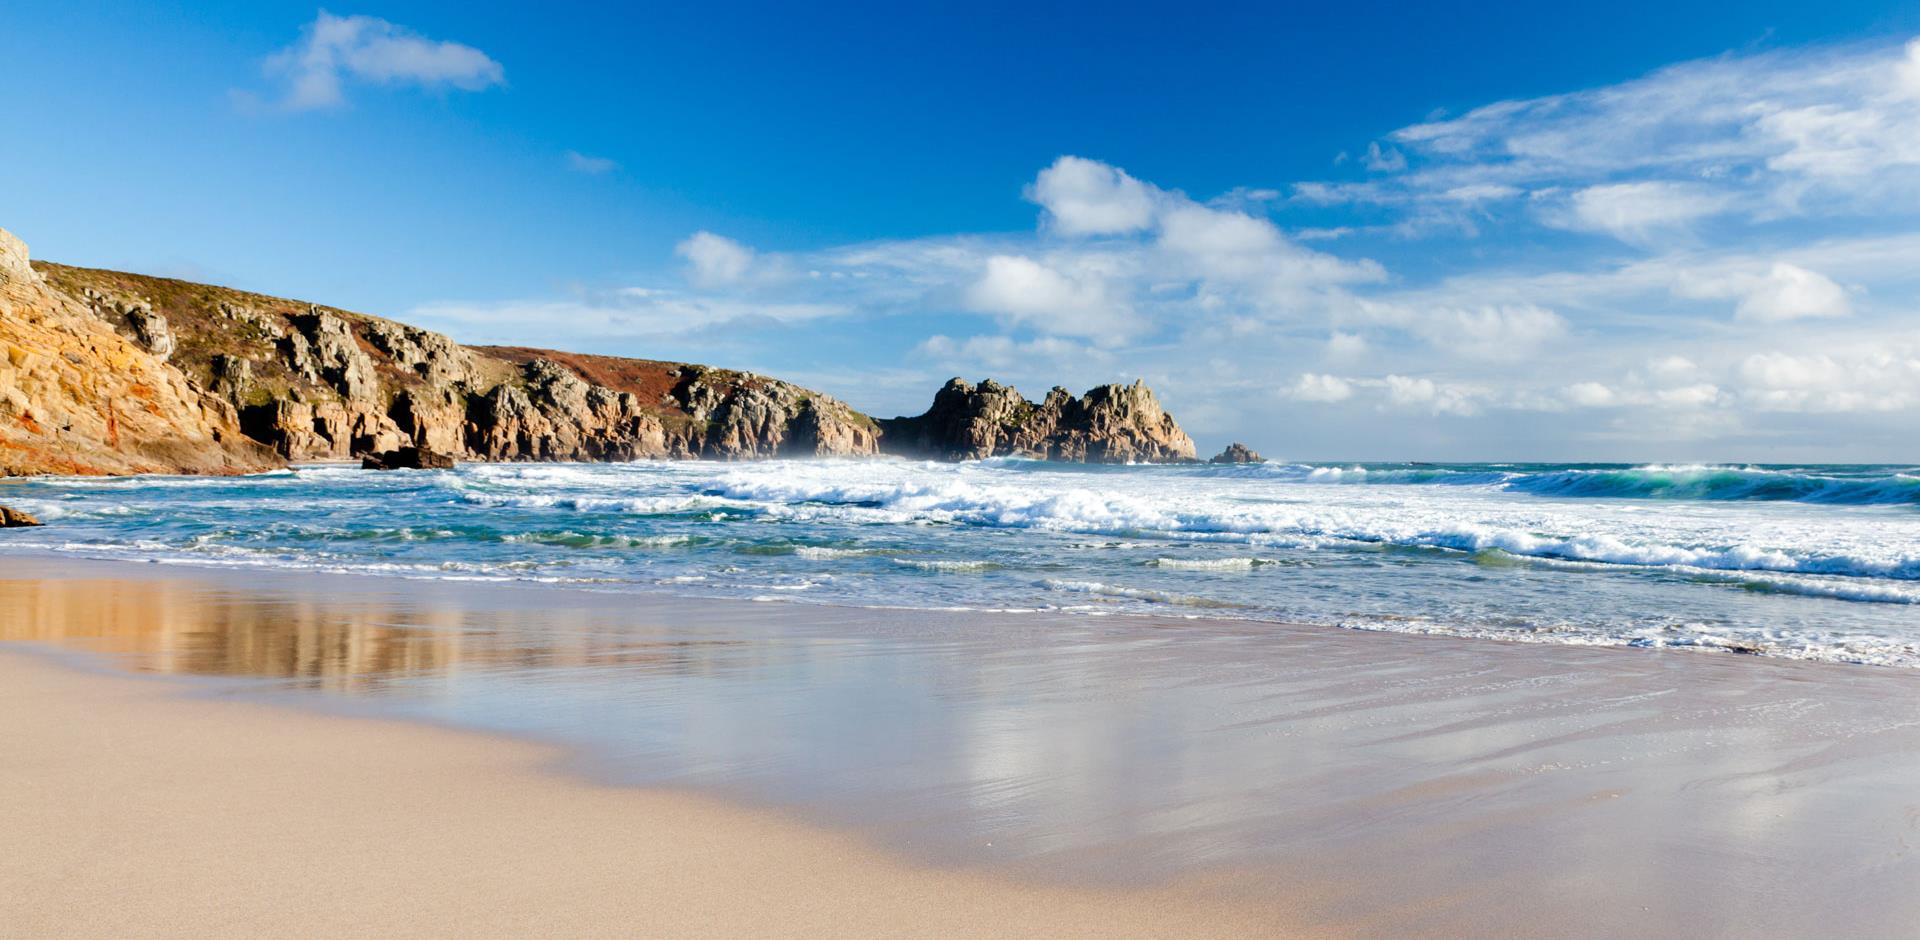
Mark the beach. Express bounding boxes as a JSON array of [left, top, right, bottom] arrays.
[[4, 557, 1919, 937]]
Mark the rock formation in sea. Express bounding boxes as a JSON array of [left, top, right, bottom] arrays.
[[879, 378, 1197, 463], [1208, 442, 1264, 464], [0, 504, 43, 527], [0, 226, 1198, 475]]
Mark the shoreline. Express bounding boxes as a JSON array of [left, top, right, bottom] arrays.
[[1, 539, 1913, 675], [6, 557, 1920, 936], [0, 646, 1307, 938]]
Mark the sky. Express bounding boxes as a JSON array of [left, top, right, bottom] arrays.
[[7, 2, 1920, 461]]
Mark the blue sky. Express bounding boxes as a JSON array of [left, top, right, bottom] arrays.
[[7, 2, 1920, 460]]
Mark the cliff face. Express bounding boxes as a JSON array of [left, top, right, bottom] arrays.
[[17, 230, 878, 472], [879, 378, 1197, 463], [0, 227, 1197, 475], [0, 231, 278, 475]]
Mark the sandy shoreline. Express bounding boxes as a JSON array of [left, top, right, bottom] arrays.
[[5, 556, 1920, 937], [0, 645, 1308, 938]]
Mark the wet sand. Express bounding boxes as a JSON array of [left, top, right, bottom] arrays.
[[0, 648, 1306, 938], [4, 557, 1920, 937]]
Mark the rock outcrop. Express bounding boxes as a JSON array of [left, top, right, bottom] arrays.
[[361, 447, 457, 471], [880, 378, 1197, 463], [1209, 442, 1264, 464], [3, 225, 1197, 475], [0, 229, 279, 476], [0, 504, 42, 527]]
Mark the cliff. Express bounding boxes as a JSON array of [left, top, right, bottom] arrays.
[[0, 230, 278, 475], [879, 378, 1197, 463], [0, 227, 1196, 475], [6, 228, 877, 474]]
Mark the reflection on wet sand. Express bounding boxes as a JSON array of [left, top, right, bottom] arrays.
[[5, 557, 1920, 936], [0, 572, 760, 691]]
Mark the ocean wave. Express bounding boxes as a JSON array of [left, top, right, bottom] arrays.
[[706, 470, 1920, 581], [1147, 556, 1280, 570], [891, 557, 1000, 572], [1039, 578, 1242, 608], [1221, 462, 1920, 506]]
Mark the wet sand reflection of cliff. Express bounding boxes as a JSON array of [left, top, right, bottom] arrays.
[[0, 575, 764, 691]]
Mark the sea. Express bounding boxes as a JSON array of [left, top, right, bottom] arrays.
[[5, 458, 1919, 667]]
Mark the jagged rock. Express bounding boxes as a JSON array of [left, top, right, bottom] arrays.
[[218, 300, 284, 339], [286, 308, 378, 401], [125, 304, 175, 360], [209, 354, 252, 400], [364, 319, 473, 386], [1209, 442, 1265, 464], [880, 378, 1196, 463], [361, 447, 456, 471], [390, 387, 468, 455], [0, 504, 42, 527]]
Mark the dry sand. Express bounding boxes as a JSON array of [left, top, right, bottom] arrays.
[[0, 647, 1308, 939]]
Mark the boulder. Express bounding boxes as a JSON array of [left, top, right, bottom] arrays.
[[1209, 442, 1265, 464], [0, 505, 43, 527], [361, 447, 457, 471]]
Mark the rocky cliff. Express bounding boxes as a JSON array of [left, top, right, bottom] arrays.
[[0, 230, 278, 475], [879, 378, 1197, 463], [6, 228, 878, 474], [1, 227, 1197, 475]]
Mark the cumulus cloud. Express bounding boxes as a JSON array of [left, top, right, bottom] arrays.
[[963, 254, 1144, 341], [1289, 373, 1354, 402], [675, 231, 757, 288], [1736, 346, 1920, 412], [1672, 262, 1853, 322], [1027, 156, 1161, 235], [255, 12, 504, 111]]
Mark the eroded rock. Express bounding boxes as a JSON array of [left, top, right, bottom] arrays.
[[361, 447, 456, 471], [1209, 442, 1265, 464], [0, 504, 42, 527], [880, 378, 1196, 463]]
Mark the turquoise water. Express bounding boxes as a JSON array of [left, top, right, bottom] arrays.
[[5, 459, 1919, 666]]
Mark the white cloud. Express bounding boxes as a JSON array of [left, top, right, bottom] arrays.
[[1382, 375, 1484, 415], [1326, 331, 1368, 359], [1555, 182, 1733, 241], [1736, 347, 1920, 412], [1900, 38, 1920, 98], [1419, 304, 1567, 359], [963, 255, 1143, 342], [675, 231, 757, 288], [1646, 356, 1699, 381], [916, 334, 1104, 371], [1673, 261, 1852, 321], [1027, 156, 1160, 236], [258, 12, 504, 111], [1362, 142, 1407, 172], [1563, 382, 1617, 407], [1289, 373, 1354, 402], [565, 151, 618, 175], [1316, 35, 1920, 232]]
